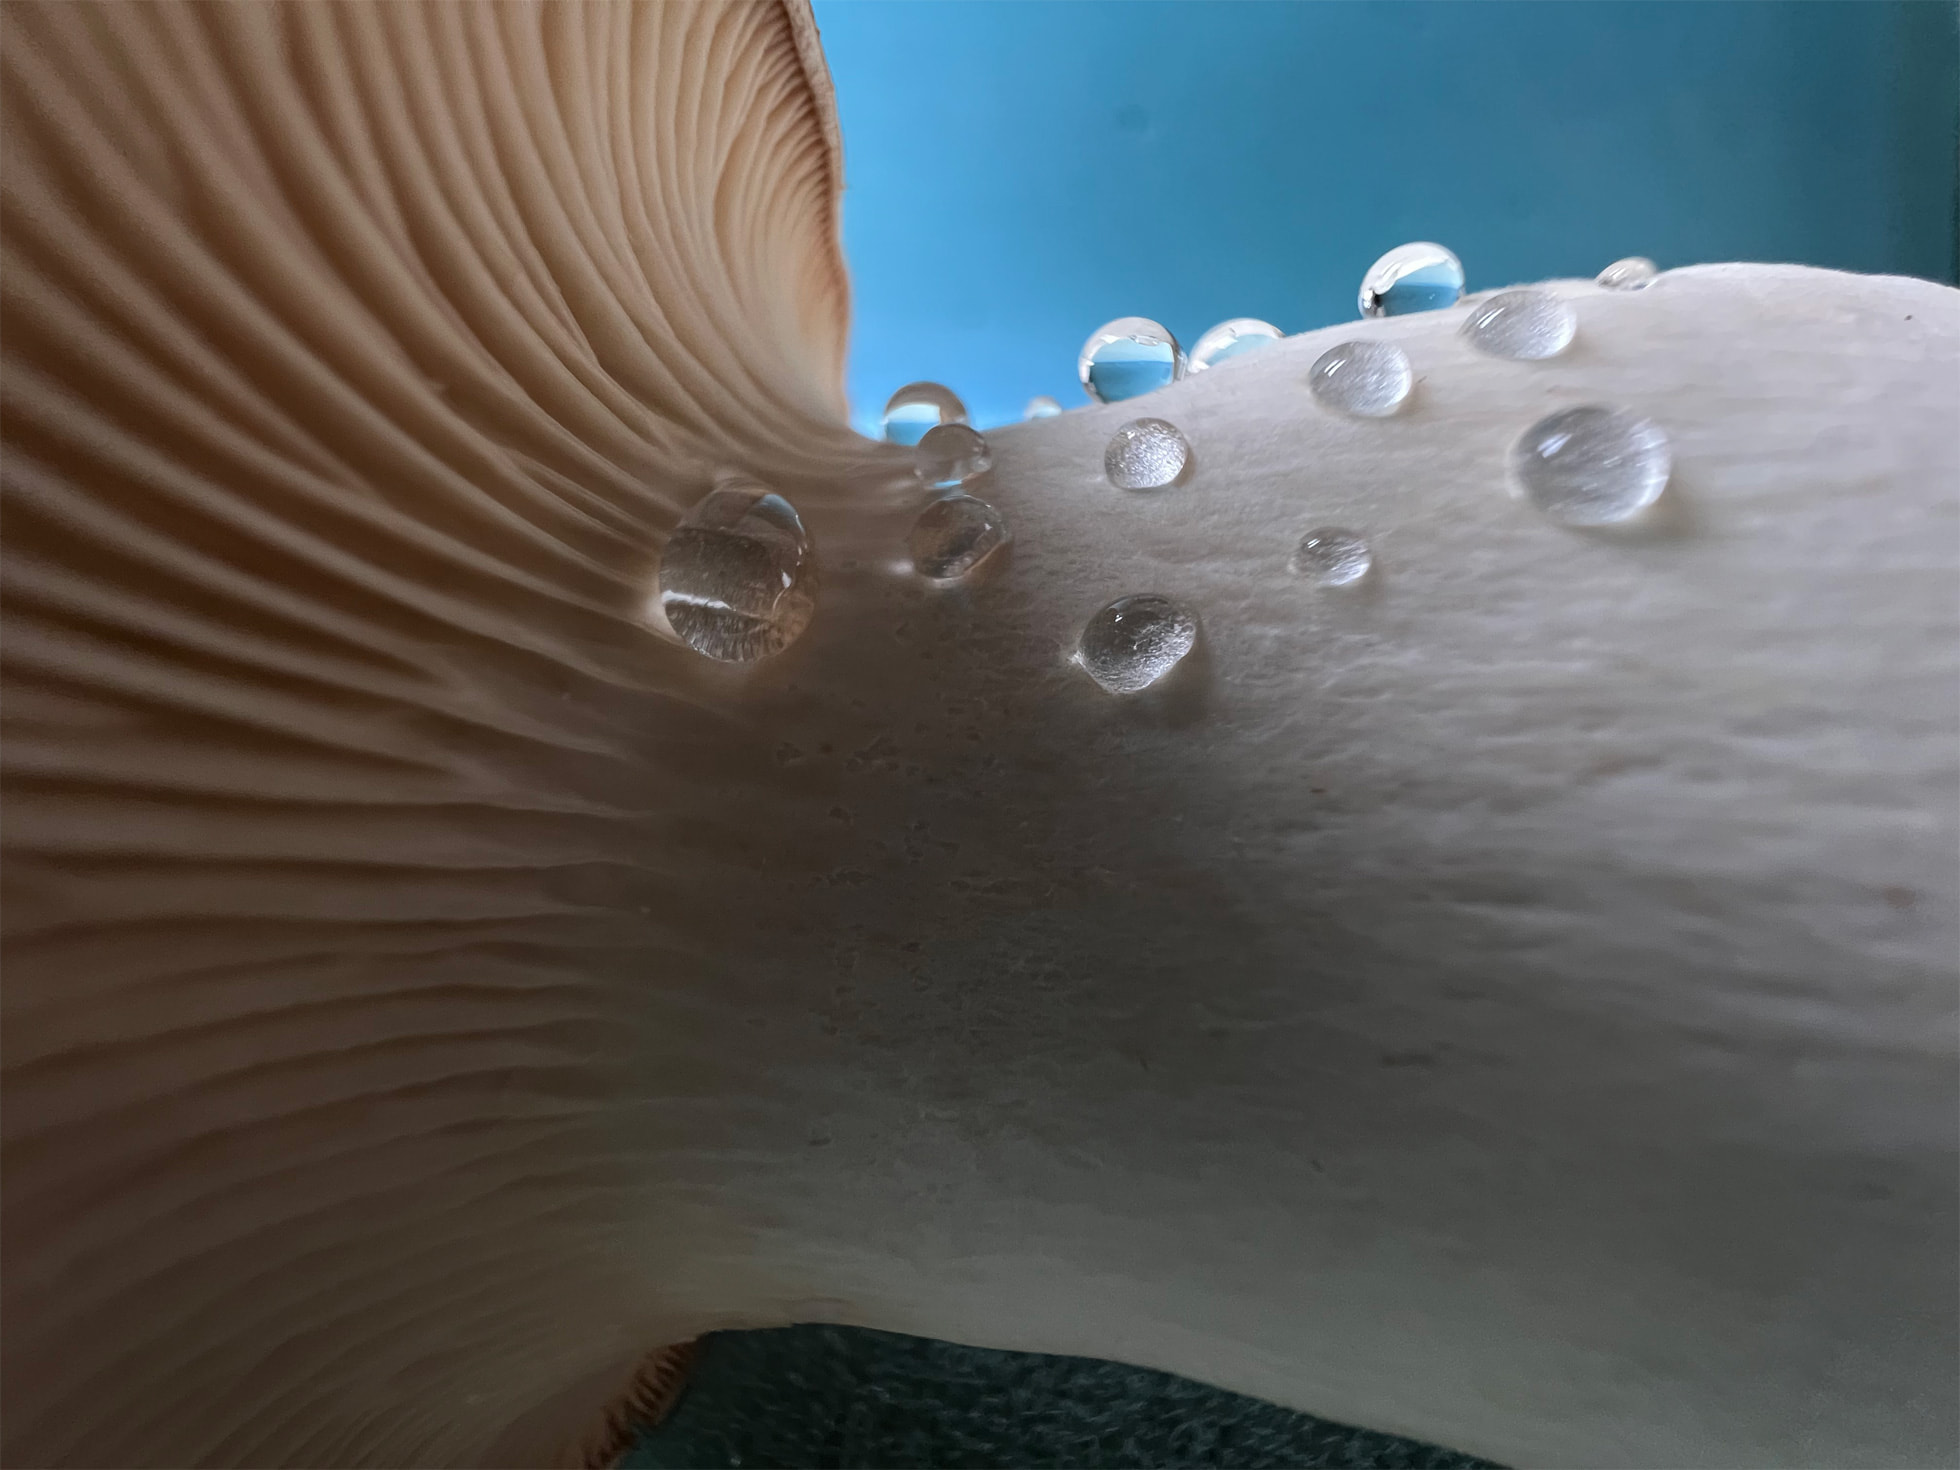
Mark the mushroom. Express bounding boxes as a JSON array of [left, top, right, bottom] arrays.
[[2, 3, 1953, 1468]]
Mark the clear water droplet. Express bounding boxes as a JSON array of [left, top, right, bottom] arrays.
[[657, 480, 817, 661], [1188, 318, 1283, 372], [1307, 341, 1413, 417], [1025, 395, 1063, 419], [915, 423, 992, 489], [1511, 406, 1671, 526], [1359, 242, 1464, 318], [882, 382, 967, 446], [1104, 417, 1191, 490], [1076, 594, 1198, 694], [1079, 317, 1184, 403], [1597, 257, 1658, 291], [1461, 289, 1576, 360], [909, 493, 1009, 581], [1291, 528, 1373, 586]]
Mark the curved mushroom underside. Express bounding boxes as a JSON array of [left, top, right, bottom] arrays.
[[3, 3, 868, 1464], [3, 4, 1957, 1469]]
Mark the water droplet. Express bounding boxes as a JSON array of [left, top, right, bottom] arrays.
[[656, 480, 817, 661], [882, 382, 967, 446], [1076, 594, 1198, 694], [1359, 242, 1464, 318], [1307, 341, 1412, 417], [909, 493, 1008, 581], [1461, 289, 1576, 360], [1291, 528, 1373, 586], [915, 423, 992, 489], [1597, 257, 1658, 291], [1511, 406, 1671, 526], [1188, 318, 1283, 372], [1025, 395, 1063, 419], [1079, 317, 1183, 403], [1104, 417, 1191, 490]]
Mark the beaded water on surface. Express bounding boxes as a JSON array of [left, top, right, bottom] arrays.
[[916, 423, 992, 489], [1077, 594, 1199, 694], [1358, 242, 1464, 318], [1461, 290, 1576, 360], [1307, 341, 1412, 417], [1511, 406, 1671, 526], [1104, 418, 1191, 491], [909, 494, 1009, 581], [1025, 395, 1063, 419], [882, 382, 968, 446], [1597, 257, 1658, 290], [1291, 528, 1373, 586], [657, 482, 817, 661], [1079, 318, 1184, 403], [1189, 319, 1283, 372]]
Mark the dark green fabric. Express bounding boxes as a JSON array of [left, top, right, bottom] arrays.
[[622, 1324, 1501, 1470]]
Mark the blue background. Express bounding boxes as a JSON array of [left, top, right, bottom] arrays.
[[812, 0, 1958, 433]]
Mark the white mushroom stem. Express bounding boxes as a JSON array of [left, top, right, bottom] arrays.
[[3, 3, 1955, 1468], [737, 264, 1957, 1470]]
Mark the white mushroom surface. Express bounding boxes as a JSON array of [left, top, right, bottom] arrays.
[[2, 4, 1954, 1468]]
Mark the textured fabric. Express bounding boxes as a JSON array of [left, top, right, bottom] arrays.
[[621, 1325, 1500, 1469]]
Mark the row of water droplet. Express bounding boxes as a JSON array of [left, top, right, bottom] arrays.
[[885, 246, 1656, 435], [655, 245, 1669, 694]]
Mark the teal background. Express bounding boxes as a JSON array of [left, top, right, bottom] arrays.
[[812, 0, 1959, 432]]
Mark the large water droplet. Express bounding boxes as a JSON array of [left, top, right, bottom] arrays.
[[1359, 242, 1464, 318], [1079, 317, 1184, 403], [1597, 257, 1658, 291], [882, 382, 967, 446], [1461, 289, 1576, 360], [657, 481, 817, 661], [1308, 341, 1413, 417], [1511, 406, 1671, 526], [1291, 528, 1373, 586], [1076, 594, 1198, 694], [915, 423, 992, 489], [1189, 318, 1283, 373], [1025, 395, 1063, 419], [909, 493, 1009, 581], [1104, 417, 1191, 490]]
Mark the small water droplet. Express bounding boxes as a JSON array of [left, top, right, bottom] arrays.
[[1291, 528, 1373, 586], [1511, 405, 1671, 526], [1079, 317, 1184, 403], [1025, 395, 1063, 419], [1359, 242, 1464, 318], [1461, 289, 1576, 360], [1104, 417, 1191, 490], [656, 480, 817, 661], [909, 493, 1008, 581], [1597, 257, 1658, 291], [915, 423, 992, 489], [1188, 318, 1283, 372], [1076, 594, 1198, 694], [882, 382, 967, 446], [1308, 341, 1412, 417]]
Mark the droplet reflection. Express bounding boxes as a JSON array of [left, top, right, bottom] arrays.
[[1077, 594, 1199, 694], [657, 480, 817, 661], [1511, 406, 1671, 526], [1079, 317, 1184, 403], [882, 382, 967, 446]]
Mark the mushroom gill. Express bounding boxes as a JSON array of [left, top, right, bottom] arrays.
[[1, 2, 879, 1465], [5, 4, 1958, 1470]]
